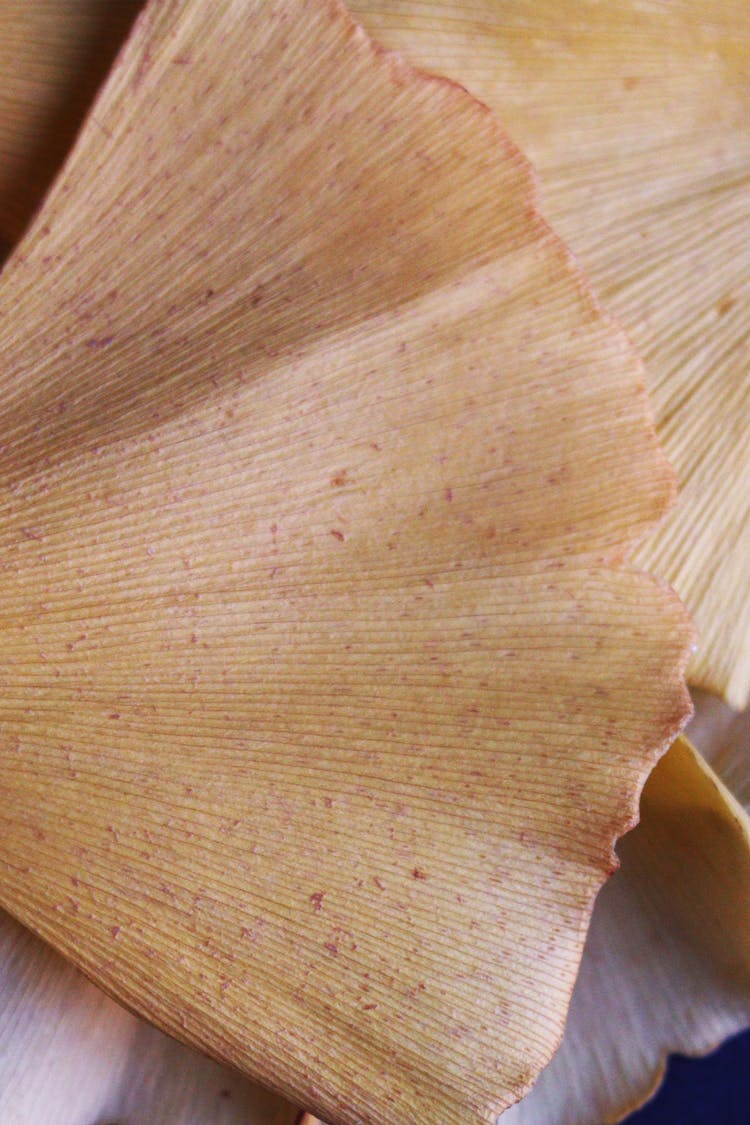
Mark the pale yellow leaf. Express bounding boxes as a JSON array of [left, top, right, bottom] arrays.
[[0, 2, 691, 1122]]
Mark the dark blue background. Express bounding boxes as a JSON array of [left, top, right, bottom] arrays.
[[621, 1027, 750, 1124]]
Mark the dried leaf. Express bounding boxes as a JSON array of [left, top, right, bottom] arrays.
[[300, 733, 750, 1125], [500, 735, 750, 1124], [5, 2, 740, 701], [0, 909, 297, 1124], [0, 1, 691, 1122], [350, 0, 750, 706]]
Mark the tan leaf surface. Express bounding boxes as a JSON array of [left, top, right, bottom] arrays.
[[499, 735, 750, 1125], [350, 0, 750, 708], [0, 1, 691, 1122], [0, 0, 141, 244], [0, 910, 297, 1125], [6, 1, 741, 702]]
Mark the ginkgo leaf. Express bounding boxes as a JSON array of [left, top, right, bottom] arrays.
[[4, 0, 741, 705], [0, 910, 298, 1125], [497, 735, 750, 1124], [0, 1, 691, 1123], [349, 0, 750, 709], [293, 735, 750, 1125], [0, 0, 141, 244]]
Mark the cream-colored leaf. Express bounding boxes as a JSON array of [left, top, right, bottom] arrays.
[[690, 689, 750, 809], [499, 735, 750, 1124], [0, 909, 298, 1125], [0, 1, 691, 1122], [0, 0, 141, 244], [350, 0, 750, 708]]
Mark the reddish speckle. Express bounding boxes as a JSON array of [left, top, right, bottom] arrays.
[[330, 470, 349, 487], [412, 868, 427, 880], [373, 876, 385, 891], [85, 336, 114, 349], [362, 1003, 378, 1011], [324, 942, 338, 956], [109, 713, 121, 720], [111, 925, 121, 939], [220, 1089, 231, 1099], [323, 796, 333, 808], [310, 891, 325, 913], [444, 487, 453, 502], [329, 529, 345, 542]]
